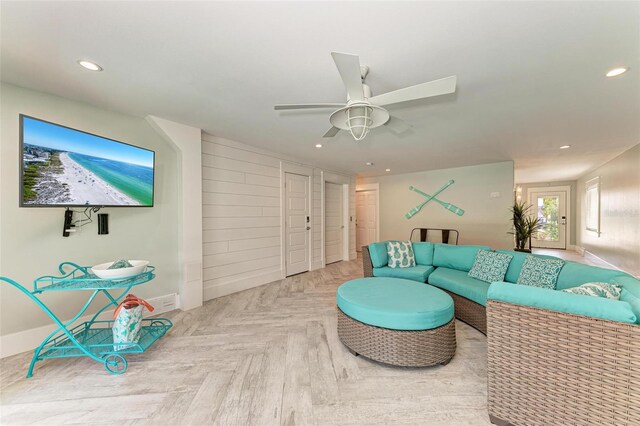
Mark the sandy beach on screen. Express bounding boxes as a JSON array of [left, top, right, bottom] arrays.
[[58, 152, 139, 205]]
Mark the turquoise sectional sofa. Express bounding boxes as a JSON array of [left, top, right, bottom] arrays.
[[362, 242, 640, 425], [363, 242, 640, 333]]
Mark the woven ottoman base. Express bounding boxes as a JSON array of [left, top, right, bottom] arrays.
[[337, 308, 456, 367]]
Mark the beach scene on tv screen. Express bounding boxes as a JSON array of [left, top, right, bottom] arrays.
[[22, 117, 154, 206]]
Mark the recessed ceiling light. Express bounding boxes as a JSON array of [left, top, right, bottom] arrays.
[[605, 67, 628, 78], [77, 60, 103, 71], [385, 168, 391, 172], [366, 162, 373, 166], [315, 144, 323, 148], [559, 145, 571, 149]]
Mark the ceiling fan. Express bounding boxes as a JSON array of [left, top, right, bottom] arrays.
[[274, 52, 457, 141]]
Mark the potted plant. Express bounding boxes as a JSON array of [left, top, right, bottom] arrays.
[[509, 201, 544, 253]]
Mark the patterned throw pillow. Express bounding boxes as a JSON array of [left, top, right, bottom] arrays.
[[386, 241, 416, 268], [516, 255, 565, 289], [468, 250, 513, 283], [563, 282, 623, 300]]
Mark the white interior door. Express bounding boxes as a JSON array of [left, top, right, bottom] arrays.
[[325, 182, 343, 264], [356, 189, 378, 251], [285, 172, 310, 276], [529, 190, 567, 249]]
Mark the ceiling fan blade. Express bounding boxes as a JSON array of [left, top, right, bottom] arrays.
[[323, 126, 341, 138], [370, 76, 457, 107], [331, 52, 364, 101], [274, 103, 345, 110], [384, 116, 411, 134]]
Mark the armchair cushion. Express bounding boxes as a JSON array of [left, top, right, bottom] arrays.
[[488, 282, 637, 324]]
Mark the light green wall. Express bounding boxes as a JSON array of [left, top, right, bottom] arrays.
[[577, 144, 640, 277], [0, 83, 180, 335], [358, 161, 514, 249]]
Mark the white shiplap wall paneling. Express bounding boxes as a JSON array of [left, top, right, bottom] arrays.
[[202, 134, 354, 300]]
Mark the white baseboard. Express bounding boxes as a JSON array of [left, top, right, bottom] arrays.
[[203, 269, 283, 301], [569, 245, 585, 254], [0, 293, 178, 359]]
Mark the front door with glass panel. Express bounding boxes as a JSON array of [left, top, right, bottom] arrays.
[[528, 191, 567, 249]]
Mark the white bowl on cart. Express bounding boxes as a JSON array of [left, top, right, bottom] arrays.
[[91, 260, 149, 279]]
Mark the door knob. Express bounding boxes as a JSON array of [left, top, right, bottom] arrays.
[[306, 226, 311, 230]]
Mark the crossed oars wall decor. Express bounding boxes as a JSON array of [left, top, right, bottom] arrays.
[[405, 179, 465, 219]]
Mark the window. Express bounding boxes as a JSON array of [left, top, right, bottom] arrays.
[[585, 177, 600, 235]]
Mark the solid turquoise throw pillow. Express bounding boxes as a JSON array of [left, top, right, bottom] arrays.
[[516, 255, 564, 289], [368, 242, 388, 268], [562, 282, 622, 300], [386, 240, 416, 268], [467, 250, 513, 283], [433, 244, 492, 272], [412, 242, 434, 266]]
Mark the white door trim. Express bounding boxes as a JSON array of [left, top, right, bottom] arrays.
[[322, 173, 350, 267], [355, 183, 380, 248], [281, 162, 313, 277], [527, 185, 571, 249]]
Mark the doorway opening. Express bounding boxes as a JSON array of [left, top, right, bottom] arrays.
[[355, 184, 379, 252]]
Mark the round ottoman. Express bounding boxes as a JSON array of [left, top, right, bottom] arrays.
[[336, 277, 456, 367]]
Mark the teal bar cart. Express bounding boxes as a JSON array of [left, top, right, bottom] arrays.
[[0, 262, 172, 377]]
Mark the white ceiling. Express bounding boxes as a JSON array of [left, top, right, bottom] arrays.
[[2, 1, 639, 182]]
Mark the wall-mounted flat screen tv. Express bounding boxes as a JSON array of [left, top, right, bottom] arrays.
[[20, 115, 155, 207]]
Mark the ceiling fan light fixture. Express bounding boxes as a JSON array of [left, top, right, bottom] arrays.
[[347, 105, 372, 141], [329, 103, 389, 141]]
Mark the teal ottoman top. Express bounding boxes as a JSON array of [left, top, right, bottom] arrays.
[[337, 277, 454, 331]]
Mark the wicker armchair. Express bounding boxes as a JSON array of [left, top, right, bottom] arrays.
[[361, 245, 487, 334], [487, 299, 640, 425]]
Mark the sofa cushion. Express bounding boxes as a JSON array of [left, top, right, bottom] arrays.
[[487, 282, 637, 324], [610, 275, 640, 298], [373, 265, 434, 282], [497, 250, 562, 284], [468, 249, 513, 283], [336, 277, 454, 330], [562, 282, 622, 300], [368, 242, 388, 268], [386, 240, 416, 268], [433, 244, 492, 272], [556, 261, 630, 290], [516, 255, 564, 289], [620, 290, 640, 324], [428, 267, 491, 306], [412, 242, 434, 266]]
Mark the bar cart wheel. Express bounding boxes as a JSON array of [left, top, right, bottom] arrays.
[[104, 354, 127, 375]]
